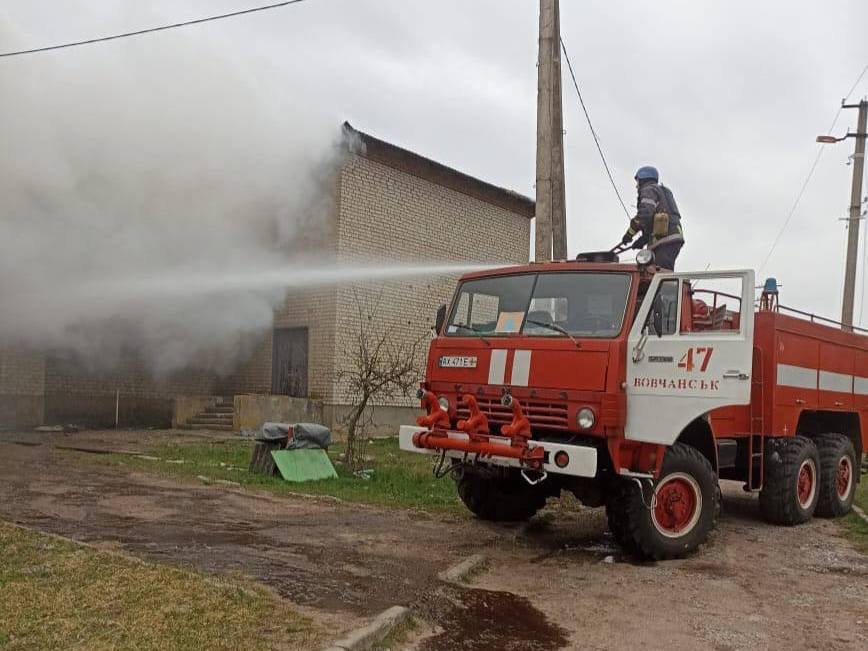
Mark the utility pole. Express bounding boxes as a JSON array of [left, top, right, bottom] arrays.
[[534, 0, 567, 262], [833, 100, 867, 329]]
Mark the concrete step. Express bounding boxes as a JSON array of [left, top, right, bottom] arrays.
[[203, 406, 235, 415], [188, 417, 234, 426], [179, 423, 235, 432]]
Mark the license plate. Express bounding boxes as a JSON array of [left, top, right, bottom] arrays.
[[439, 355, 477, 369]]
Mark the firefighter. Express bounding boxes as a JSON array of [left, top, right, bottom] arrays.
[[621, 166, 684, 270]]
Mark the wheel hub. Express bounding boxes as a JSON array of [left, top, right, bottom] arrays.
[[797, 459, 816, 509], [836, 456, 853, 500], [652, 473, 701, 537]]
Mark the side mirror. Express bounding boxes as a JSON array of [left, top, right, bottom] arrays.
[[434, 304, 447, 334]]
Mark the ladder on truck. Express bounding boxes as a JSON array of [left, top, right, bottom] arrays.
[[747, 346, 765, 491]]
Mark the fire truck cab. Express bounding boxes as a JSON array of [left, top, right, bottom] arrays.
[[399, 255, 866, 559]]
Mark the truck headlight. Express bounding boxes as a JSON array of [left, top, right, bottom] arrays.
[[577, 407, 595, 430]]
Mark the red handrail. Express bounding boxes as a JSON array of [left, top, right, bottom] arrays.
[[772, 303, 868, 334]]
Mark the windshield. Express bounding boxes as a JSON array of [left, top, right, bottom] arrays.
[[445, 272, 632, 338]]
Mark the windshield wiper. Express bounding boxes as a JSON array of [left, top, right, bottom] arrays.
[[452, 324, 491, 346], [525, 320, 581, 348]]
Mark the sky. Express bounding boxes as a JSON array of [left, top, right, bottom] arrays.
[[2, 0, 868, 329]]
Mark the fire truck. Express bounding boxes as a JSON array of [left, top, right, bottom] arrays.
[[399, 249, 866, 559]]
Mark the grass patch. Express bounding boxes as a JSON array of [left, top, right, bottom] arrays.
[[93, 438, 463, 513], [844, 469, 868, 553], [373, 616, 418, 651], [0, 521, 319, 651]]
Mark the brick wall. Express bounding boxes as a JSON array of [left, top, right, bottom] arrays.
[[7, 137, 531, 431], [228, 287, 339, 400], [330, 154, 530, 408], [43, 351, 221, 428], [225, 205, 340, 399], [0, 347, 45, 428], [228, 152, 531, 422]]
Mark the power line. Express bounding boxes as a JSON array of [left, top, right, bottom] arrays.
[[0, 0, 310, 59], [758, 62, 868, 273], [757, 148, 828, 273], [559, 37, 631, 219]]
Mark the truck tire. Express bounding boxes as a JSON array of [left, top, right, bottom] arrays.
[[814, 433, 858, 518], [621, 443, 719, 560], [759, 436, 820, 525], [605, 480, 638, 552], [456, 471, 547, 522]]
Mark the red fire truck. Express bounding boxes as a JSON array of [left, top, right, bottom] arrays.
[[399, 251, 866, 559]]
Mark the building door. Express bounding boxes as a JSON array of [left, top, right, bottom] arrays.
[[271, 328, 309, 397]]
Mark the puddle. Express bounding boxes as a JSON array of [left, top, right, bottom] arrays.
[[418, 585, 568, 651]]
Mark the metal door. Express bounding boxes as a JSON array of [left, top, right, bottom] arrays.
[[626, 270, 755, 445], [271, 328, 309, 397]]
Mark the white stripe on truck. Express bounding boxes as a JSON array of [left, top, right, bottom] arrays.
[[819, 370, 853, 393], [776, 364, 817, 390], [511, 350, 531, 386], [488, 349, 507, 385], [777, 364, 868, 396]]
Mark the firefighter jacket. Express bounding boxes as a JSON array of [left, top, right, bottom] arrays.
[[625, 182, 684, 249]]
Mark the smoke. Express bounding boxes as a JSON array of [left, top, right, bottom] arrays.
[[0, 13, 347, 374]]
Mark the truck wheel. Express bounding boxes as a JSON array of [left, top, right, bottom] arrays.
[[456, 471, 547, 522], [759, 436, 820, 525], [814, 433, 857, 518], [622, 443, 719, 560], [605, 480, 638, 552]]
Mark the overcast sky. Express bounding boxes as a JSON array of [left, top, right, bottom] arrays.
[[4, 0, 868, 324]]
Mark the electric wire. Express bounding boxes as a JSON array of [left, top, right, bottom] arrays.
[[560, 37, 631, 219], [0, 0, 310, 59], [758, 61, 868, 273]]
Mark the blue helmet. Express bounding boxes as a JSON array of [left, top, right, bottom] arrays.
[[634, 165, 659, 182]]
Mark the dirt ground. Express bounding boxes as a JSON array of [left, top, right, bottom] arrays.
[[0, 430, 865, 651]]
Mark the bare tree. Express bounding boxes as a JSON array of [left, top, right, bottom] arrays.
[[338, 289, 426, 471]]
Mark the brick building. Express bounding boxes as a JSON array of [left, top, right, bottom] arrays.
[[0, 124, 532, 431]]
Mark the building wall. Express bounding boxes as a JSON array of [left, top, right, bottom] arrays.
[[229, 287, 338, 400], [0, 348, 45, 428], [43, 351, 221, 428], [330, 153, 531, 413], [225, 152, 531, 432], [225, 226, 339, 400], [4, 144, 530, 432]]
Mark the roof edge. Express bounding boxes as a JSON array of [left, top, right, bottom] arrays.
[[342, 122, 535, 219]]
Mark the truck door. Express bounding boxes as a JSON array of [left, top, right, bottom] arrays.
[[625, 270, 755, 445]]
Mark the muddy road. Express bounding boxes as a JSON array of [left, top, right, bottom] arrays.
[[0, 431, 865, 650]]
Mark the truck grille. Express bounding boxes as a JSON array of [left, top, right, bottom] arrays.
[[455, 398, 570, 431]]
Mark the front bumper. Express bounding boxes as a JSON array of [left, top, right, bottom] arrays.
[[398, 425, 598, 478]]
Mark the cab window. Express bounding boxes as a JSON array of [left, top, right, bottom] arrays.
[[446, 272, 632, 338], [645, 279, 679, 336]]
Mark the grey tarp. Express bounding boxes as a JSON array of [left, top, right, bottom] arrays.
[[287, 422, 332, 450], [255, 422, 291, 442]]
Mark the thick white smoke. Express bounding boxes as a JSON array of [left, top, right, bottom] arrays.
[[0, 14, 344, 374]]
